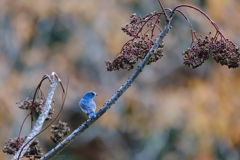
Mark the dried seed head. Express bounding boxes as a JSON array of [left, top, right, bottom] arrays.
[[17, 98, 55, 121], [211, 40, 240, 68], [182, 33, 240, 69], [51, 120, 70, 144], [2, 137, 44, 156], [182, 37, 210, 68], [106, 41, 164, 71], [107, 11, 164, 71]]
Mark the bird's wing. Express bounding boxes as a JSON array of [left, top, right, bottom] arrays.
[[89, 101, 96, 111], [80, 101, 96, 114]]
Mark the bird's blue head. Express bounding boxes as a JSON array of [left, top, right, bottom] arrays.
[[83, 91, 98, 99]]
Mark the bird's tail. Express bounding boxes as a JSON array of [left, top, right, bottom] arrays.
[[89, 112, 96, 118]]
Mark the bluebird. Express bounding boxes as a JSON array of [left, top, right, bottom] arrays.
[[79, 91, 98, 118]]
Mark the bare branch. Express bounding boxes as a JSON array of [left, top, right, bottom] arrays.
[[12, 73, 58, 160], [40, 15, 173, 160]]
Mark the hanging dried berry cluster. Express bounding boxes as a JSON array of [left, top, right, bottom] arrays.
[[211, 39, 240, 68], [182, 36, 210, 68], [17, 98, 44, 111], [17, 98, 55, 120], [106, 12, 164, 71], [2, 137, 44, 156], [3, 137, 25, 155], [51, 120, 70, 144], [106, 41, 164, 71], [27, 140, 44, 156], [45, 108, 55, 121], [182, 33, 240, 69]]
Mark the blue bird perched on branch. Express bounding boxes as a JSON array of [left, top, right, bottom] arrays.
[[79, 91, 98, 118]]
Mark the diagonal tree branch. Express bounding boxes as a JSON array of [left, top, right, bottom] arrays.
[[12, 73, 58, 160], [40, 14, 173, 160]]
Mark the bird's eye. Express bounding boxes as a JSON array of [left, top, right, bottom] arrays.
[[91, 93, 94, 96]]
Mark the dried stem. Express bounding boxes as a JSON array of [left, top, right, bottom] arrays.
[[158, 0, 169, 21], [30, 75, 49, 129], [172, 4, 226, 40], [18, 113, 31, 138]]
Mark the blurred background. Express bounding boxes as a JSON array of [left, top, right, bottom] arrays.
[[1, 0, 240, 159]]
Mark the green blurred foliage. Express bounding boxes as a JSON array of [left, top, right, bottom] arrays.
[[1, 0, 240, 160]]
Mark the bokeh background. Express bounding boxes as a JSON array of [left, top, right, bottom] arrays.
[[1, 0, 240, 159]]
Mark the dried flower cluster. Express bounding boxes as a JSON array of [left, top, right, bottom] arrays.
[[3, 137, 44, 156], [211, 39, 240, 68], [17, 98, 55, 120], [51, 120, 70, 144], [182, 33, 240, 69], [17, 98, 44, 111], [106, 41, 164, 71], [106, 12, 164, 71], [182, 36, 210, 68], [2, 137, 25, 155], [46, 108, 54, 120], [27, 140, 44, 156]]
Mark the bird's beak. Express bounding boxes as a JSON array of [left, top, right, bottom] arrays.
[[95, 93, 98, 96]]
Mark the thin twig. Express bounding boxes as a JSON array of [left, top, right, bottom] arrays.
[[40, 14, 173, 160], [158, 0, 169, 22]]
